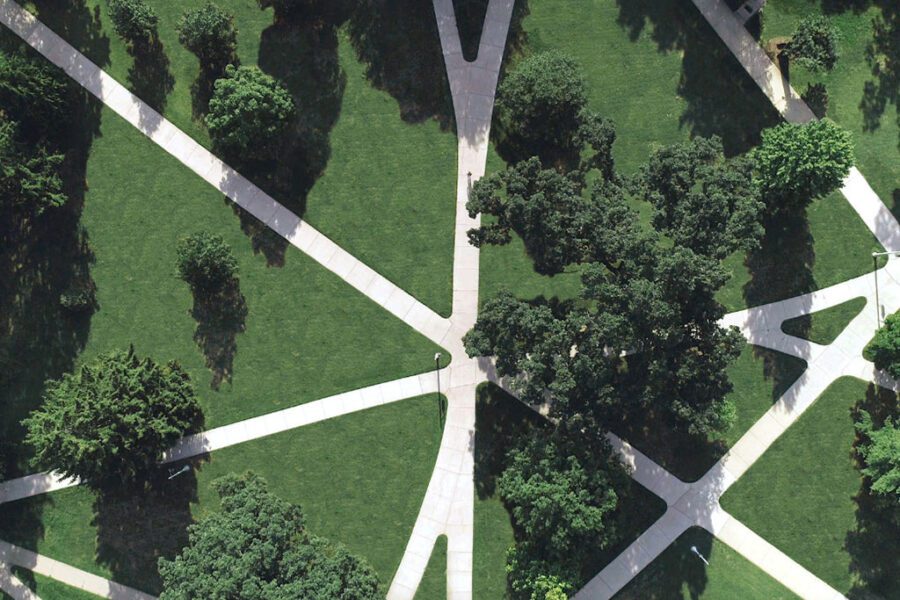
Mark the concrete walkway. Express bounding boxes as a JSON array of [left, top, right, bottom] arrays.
[[0, 542, 153, 600], [0, 564, 40, 600]]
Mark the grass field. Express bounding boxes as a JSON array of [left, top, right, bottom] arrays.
[[25, 0, 457, 315], [616, 527, 799, 599], [478, 0, 883, 311], [0, 395, 445, 595], [415, 535, 447, 599], [720, 377, 899, 596], [471, 384, 667, 598], [782, 297, 867, 344], [617, 345, 808, 482]]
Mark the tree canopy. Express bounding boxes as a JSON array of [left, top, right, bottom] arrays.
[[499, 427, 627, 597], [785, 15, 840, 72], [754, 119, 854, 210], [855, 411, 900, 507], [864, 312, 900, 379], [23, 347, 202, 487], [176, 231, 239, 295], [177, 2, 238, 71], [639, 135, 764, 259], [159, 472, 381, 599], [107, 0, 159, 44], [205, 65, 295, 161]]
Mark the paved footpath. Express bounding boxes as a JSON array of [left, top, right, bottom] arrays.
[[0, 564, 40, 600]]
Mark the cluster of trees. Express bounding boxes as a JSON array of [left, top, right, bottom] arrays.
[[468, 50, 855, 597], [158, 472, 381, 599]]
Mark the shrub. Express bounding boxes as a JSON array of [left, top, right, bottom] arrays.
[[176, 232, 238, 294], [785, 15, 840, 72], [177, 3, 238, 70], [107, 0, 159, 44], [864, 312, 900, 379], [205, 65, 295, 161]]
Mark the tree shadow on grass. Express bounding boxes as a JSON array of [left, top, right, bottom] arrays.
[[348, 0, 455, 130], [844, 384, 900, 599], [93, 457, 206, 595], [860, 2, 899, 150], [126, 37, 174, 124], [615, 527, 714, 599], [614, 0, 782, 157], [30, 0, 110, 69], [189, 278, 247, 390]]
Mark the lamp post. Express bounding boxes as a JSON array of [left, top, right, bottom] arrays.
[[871, 251, 900, 328], [690, 545, 710, 566]]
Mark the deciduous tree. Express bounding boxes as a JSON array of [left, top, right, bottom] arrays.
[[107, 0, 159, 45], [864, 312, 900, 379], [175, 232, 239, 295], [785, 15, 840, 72], [177, 2, 238, 72]]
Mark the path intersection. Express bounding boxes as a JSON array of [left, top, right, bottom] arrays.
[[0, 0, 896, 598]]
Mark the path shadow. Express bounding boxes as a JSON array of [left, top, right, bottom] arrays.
[[845, 384, 900, 598], [93, 457, 206, 595], [614, 0, 782, 156], [348, 0, 455, 130], [189, 278, 247, 390]]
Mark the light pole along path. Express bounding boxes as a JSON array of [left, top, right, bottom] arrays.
[[0, 0, 898, 598]]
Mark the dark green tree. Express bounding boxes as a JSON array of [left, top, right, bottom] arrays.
[[0, 117, 67, 213], [22, 348, 202, 486], [159, 472, 381, 599], [499, 427, 627, 597], [177, 2, 238, 72], [755, 119, 854, 210], [0, 51, 68, 141], [864, 312, 900, 379], [640, 135, 764, 259], [107, 0, 159, 45], [495, 51, 588, 162], [176, 232, 238, 295], [785, 15, 840, 72], [205, 65, 295, 161], [855, 411, 900, 507]]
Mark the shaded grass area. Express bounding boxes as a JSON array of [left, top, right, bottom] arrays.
[[617, 345, 807, 482], [26, 0, 456, 315], [720, 377, 900, 596], [615, 527, 799, 599], [8, 567, 98, 600], [0, 396, 445, 594], [758, 0, 899, 220], [472, 383, 667, 598], [479, 0, 882, 311], [415, 535, 447, 599], [782, 297, 867, 344]]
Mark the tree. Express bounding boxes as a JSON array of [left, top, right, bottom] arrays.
[[177, 3, 238, 72], [499, 428, 627, 597], [205, 65, 295, 161], [159, 472, 381, 599], [864, 312, 900, 379], [176, 232, 238, 295], [755, 119, 854, 210], [107, 0, 159, 44], [855, 411, 899, 508], [640, 135, 764, 259], [22, 348, 201, 486], [0, 117, 67, 213], [495, 51, 588, 162], [785, 15, 840, 72], [0, 50, 68, 141]]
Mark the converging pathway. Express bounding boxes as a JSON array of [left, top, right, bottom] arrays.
[[0, 0, 898, 599]]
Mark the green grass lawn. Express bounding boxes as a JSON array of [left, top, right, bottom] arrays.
[[617, 345, 808, 482], [0, 103, 441, 473], [415, 535, 447, 599], [0, 395, 444, 595], [472, 384, 667, 598], [758, 0, 899, 219], [782, 297, 867, 344], [720, 377, 899, 596], [26, 0, 456, 316], [8, 567, 99, 600], [615, 527, 799, 599], [479, 0, 883, 310]]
